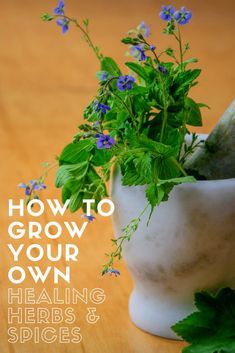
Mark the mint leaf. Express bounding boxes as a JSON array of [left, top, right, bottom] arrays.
[[59, 139, 94, 165], [122, 153, 152, 186], [92, 148, 112, 166], [157, 176, 196, 186], [146, 183, 165, 208], [172, 288, 235, 353], [55, 162, 88, 188]]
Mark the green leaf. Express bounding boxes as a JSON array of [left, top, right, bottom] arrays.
[[157, 176, 196, 186], [121, 37, 139, 45], [146, 183, 165, 208], [121, 153, 152, 186], [181, 58, 198, 69], [183, 338, 235, 353], [59, 139, 94, 165], [138, 136, 177, 157], [55, 162, 88, 188], [69, 191, 84, 213], [153, 157, 180, 179], [61, 184, 72, 204], [41, 13, 54, 21], [185, 97, 203, 126], [83, 18, 89, 27], [165, 47, 175, 58], [198, 102, 210, 109], [92, 148, 112, 166], [173, 69, 201, 97], [172, 287, 235, 353], [101, 57, 122, 76], [125, 62, 149, 82], [116, 110, 129, 125]]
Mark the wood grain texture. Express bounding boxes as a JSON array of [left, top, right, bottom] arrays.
[[0, 0, 235, 352]]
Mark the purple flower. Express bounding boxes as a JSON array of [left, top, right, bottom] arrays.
[[158, 65, 168, 74], [54, 0, 65, 15], [117, 75, 135, 91], [160, 5, 174, 21], [137, 21, 150, 37], [174, 7, 192, 25], [18, 181, 46, 196], [96, 134, 115, 149], [81, 214, 96, 222], [18, 183, 31, 196], [103, 268, 121, 277], [56, 17, 69, 33], [92, 121, 100, 127], [30, 180, 47, 191], [130, 44, 146, 62], [94, 102, 111, 115], [100, 71, 109, 81], [149, 45, 156, 51]]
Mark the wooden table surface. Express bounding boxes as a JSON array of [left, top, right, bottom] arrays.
[[1, 1, 235, 352]]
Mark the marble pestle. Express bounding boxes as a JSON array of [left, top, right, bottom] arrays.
[[184, 100, 235, 180]]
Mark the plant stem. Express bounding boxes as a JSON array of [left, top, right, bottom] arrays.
[[177, 25, 183, 69], [171, 157, 188, 176], [55, 15, 102, 61], [160, 107, 168, 142], [102, 202, 150, 274]]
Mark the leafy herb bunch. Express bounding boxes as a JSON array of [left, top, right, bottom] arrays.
[[41, 3, 207, 273]]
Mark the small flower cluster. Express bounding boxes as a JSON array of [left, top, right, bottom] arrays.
[[160, 5, 192, 25], [53, 0, 70, 33], [18, 180, 46, 202], [94, 102, 111, 115], [91, 74, 136, 149]]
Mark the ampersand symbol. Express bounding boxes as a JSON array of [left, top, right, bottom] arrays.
[[86, 308, 100, 324]]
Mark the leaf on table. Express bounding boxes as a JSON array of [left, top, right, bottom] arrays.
[[172, 287, 235, 353]]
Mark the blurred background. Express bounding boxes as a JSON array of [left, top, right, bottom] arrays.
[[0, 1, 235, 352]]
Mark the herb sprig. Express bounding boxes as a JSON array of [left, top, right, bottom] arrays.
[[39, 2, 206, 273]]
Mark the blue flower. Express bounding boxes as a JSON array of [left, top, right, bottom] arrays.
[[54, 0, 65, 15], [56, 17, 69, 33], [96, 134, 115, 149], [174, 7, 192, 25], [130, 44, 146, 62], [159, 5, 174, 21], [158, 65, 168, 74], [81, 214, 96, 222], [18, 181, 46, 196], [149, 45, 156, 51], [96, 70, 109, 81], [117, 75, 135, 91], [18, 183, 31, 196], [92, 121, 100, 127], [100, 71, 109, 81], [94, 102, 111, 114], [103, 268, 121, 277], [137, 21, 150, 37], [30, 180, 47, 191]]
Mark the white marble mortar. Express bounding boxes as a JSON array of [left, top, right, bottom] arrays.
[[111, 152, 235, 339]]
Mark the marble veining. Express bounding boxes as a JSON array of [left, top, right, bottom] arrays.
[[111, 169, 235, 339]]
